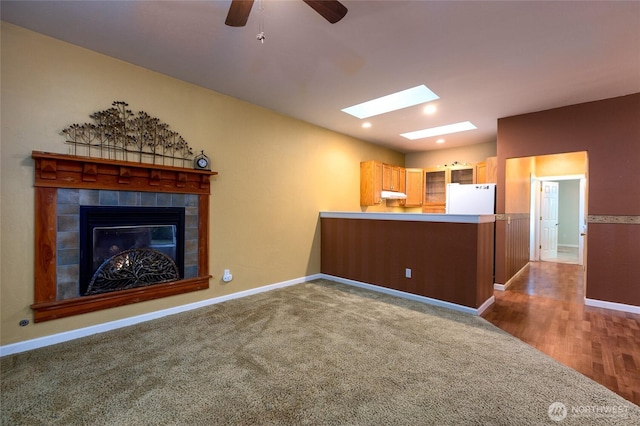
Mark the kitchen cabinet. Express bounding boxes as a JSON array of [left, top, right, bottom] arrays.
[[476, 157, 497, 184], [486, 156, 497, 183], [423, 167, 447, 213], [361, 161, 406, 206], [476, 161, 487, 184], [362, 161, 479, 210], [360, 160, 383, 206], [398, 167, 406, 193], [422, 164, 476, 213], [386, 166, 407, 207], [404, 168, 424, 207], [382, 164, 404, 192], [450, 164, 475, 184]]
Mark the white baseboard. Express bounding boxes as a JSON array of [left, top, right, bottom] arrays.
[[494, 262, 530, 291], [476, 295, 496, 315], [321, 274, 493, 316], [0, 272, 500, 356], [0, 274, 323, 357], [584, 298, 640, 315]]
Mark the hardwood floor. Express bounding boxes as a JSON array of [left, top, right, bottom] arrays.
[[482, 261, 640, 406]]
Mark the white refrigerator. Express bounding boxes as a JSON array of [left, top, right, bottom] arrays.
[[446, 183, 496, 214]]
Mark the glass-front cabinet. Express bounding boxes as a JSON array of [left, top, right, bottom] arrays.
[[422, 164, 476, 213], [450, 165, 475, 184], [423, 167, 447, 213]]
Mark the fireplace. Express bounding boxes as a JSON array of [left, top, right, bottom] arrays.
[[31, 151, 216, 322], [79, 206, 185, 295]]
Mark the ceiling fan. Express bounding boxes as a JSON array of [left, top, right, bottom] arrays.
[[225, 0, 348, 27]]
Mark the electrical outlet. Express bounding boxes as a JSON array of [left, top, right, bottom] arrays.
[[405, 268, 412, 278]]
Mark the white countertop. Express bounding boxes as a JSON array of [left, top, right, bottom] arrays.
[[320, 211, 496, 224]]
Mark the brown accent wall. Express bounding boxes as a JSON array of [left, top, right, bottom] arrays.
[[320, 218, 494, 309], [496, 93, 640, 306], [587, 223, 640, 306]]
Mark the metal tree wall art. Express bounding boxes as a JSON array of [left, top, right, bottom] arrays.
[[62, 101, 194, 167]]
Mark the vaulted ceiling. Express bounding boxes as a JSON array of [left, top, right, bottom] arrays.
[[2, 1, 639, 153]]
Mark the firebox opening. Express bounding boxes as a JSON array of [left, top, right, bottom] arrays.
[[79, 206, 185, 295]]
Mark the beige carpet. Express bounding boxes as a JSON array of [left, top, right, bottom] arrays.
[[2, 279, 638, 425]]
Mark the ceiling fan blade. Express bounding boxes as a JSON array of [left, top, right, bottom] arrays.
[[303, 0, 348, 24], [225, 0, 255, 27]]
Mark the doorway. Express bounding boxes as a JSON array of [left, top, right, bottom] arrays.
[[531, 175, 586, 265]]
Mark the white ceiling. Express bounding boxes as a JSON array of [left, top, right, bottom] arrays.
[[2, 1, 639, 153]]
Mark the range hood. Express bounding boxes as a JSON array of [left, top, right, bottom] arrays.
[[380, 190, 407, 200]]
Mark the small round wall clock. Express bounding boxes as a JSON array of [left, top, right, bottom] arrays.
[[194, 150, 211, 170]]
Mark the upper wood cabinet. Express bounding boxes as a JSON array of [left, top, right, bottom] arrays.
[[405, 168, 424, 207], [476, 161, 487, 184], [382, 164, 404, 192], [398, 167, 406, 194], [423, 167, 447, 213], [361, 161, 406, 206], [476, 157, 497, 184], [360, 160, 383, 206], [381, 163, 393, 191], [449, 164, 475, 184], [386, 167, 407, 207], [485, 156, 497, 183]]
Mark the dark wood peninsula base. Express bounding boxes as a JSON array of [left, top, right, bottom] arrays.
[[320, 212, 495, 314]]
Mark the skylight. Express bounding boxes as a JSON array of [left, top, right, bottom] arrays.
[[400, 121, 477, 140], [341, 85, 440, 119]]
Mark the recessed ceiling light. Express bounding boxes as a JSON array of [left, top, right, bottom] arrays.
[[400, 121, 477, 140], [362, 122, 372, 128], [436, 139, 445, 144], [424, 104, 437, 115], [341, 85, 440, 119]]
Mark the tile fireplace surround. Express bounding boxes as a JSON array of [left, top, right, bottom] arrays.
[[57, 189, 199, 299], [31, 151, 217, 322]]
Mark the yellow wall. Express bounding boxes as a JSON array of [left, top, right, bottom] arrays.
[[0, 23, 404, 346], [504, 156, 534, 214], [502, 152, 588, 215], [535, 152, 587, 177]]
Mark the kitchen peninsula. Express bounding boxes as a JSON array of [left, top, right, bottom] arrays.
[[320, 212, 495, 314]]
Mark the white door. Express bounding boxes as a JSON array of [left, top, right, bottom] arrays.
[[540, 181, 559, 260]]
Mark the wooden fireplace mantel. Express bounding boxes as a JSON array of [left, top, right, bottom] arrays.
[[32, 150, 217, 193], [32, 151, 217, 322]]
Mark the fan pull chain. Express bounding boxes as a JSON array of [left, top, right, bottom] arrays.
[[256, 0, 265, 43]]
